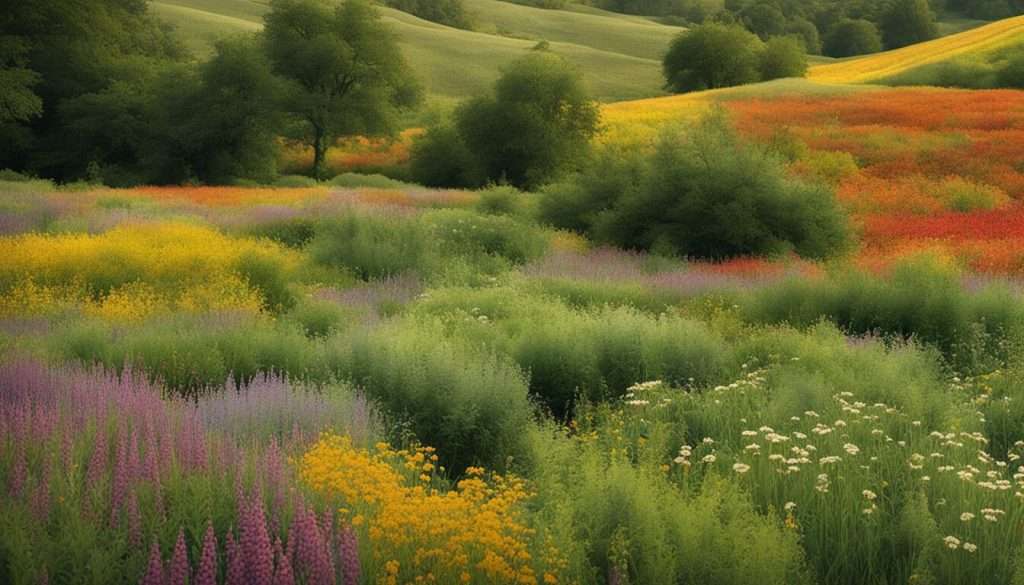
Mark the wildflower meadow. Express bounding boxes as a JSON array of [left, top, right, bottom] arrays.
[[7, 1, 1024, 584]]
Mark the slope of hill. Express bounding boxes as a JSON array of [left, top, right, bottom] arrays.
[[808, 15, 1024, 83], [151, 0, 677, 102]]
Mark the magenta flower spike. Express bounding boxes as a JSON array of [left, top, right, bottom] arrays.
[[339, 525, 361, 585], [193, 521, 218, 585], [86, 424, 108, 491], [167, 528, 189, 585], [241, 498, 274, 585], [273, 537, 296, 585], [226, 530, 246, 585], [127, 490, 142, 549], [139, 540, 164, 585]]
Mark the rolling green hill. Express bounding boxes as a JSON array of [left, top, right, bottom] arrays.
[[151, 0, 679, 102]]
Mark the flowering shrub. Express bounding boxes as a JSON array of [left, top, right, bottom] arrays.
[[301, 433, 566, 584]]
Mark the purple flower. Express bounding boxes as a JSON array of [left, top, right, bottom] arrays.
[[193, 521, 218, 585], [339, 524, 361, 585], [139, 540, 164, 585], [167, 528, 189, 585], [226, 530, 245, 585], [273, 537, 296, 585], [240, 498, 274, 585]]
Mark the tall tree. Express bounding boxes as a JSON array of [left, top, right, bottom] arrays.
[[663, 24, 765, 92], [881, 0, 937, 49], [263, 0, 420, 180]]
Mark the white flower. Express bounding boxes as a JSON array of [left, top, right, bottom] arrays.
[[862, 490, 877, 501], [944, 536, 961, 550], [784, 501, 797, 512], [733, 463, 751, 474], [960, 512, 975, 522], [702, 454, 717, 464], [963, 542, 978, 553]]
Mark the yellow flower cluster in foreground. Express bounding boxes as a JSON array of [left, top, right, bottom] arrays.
[[301, 434, 565, 585]]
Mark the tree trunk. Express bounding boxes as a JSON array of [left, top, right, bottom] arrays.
[[311, 126, 327, 181]]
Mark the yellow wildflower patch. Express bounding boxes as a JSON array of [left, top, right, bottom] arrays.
[[300, 434, 566, 585]]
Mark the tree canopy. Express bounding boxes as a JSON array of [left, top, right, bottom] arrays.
[[264, 0, 420, 180]]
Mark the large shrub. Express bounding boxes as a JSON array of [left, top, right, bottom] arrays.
[[309, 210, 435, 280], [328, 322, 535, 473], [410, 52, 599, 189], [540, 111, 851, 260]]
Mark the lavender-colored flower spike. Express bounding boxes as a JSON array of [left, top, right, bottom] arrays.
[[139, 540, 164, 585], [167, 528, 189, 585], [339, 524, 361, 585], [226, 530, 246, 585], [273, 537, 296, 585], [193, 521, 218, 585], [240, 499, 274, 585]]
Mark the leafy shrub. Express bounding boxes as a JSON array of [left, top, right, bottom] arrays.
[[541, 111, 851, 260], [309, 211, 435, 280], [244, 217, 318, 248], [330, 172, 414, 189], [52, 316, 324, 395], [530, 438, 810, 585], [272, 174, 320, 188], [475, 186, 529, 217], [328, 322, 534, 472], [409, 123, 482, 188], [741, 256, 1024, 373], [663, 24, 765, 92], [824, 19, 882, 57], [760, 36, 809, 81], [287, 298, 352, 338], [424, 209, 548, 265]]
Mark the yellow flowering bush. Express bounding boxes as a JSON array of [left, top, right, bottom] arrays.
[[0, 222, 298, 315], [301, 434, 566, 585]]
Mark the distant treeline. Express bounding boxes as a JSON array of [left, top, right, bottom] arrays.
[[0, 0, 419, 186], [503, 0, 1023, 56]]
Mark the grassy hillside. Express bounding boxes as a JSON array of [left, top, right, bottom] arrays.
[[808, 15, 1024, 83], [151, 0, 676, 102], [463, 0, 682, 61]]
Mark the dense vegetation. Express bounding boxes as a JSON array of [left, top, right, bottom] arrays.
[[5, 1, 1024, 584]]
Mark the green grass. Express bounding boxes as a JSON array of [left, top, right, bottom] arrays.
[[151, 0, 675, 102]]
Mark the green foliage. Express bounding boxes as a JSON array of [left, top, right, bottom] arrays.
[[330, 172, 414, 189], [824, 18, 883, 57], [264, 0, 421, 179], [447, 52, 600, 190], [761, 36, 810, 80], [287, 298, 352, 338], [663, 24, 765, 92], [541, 111, 851, 260], [882, 0, 938, 49], [741, 256, 1024, 373], [383, 0, 474, 29], [309, 211, 435, 280], [331, 321, 535, 472], [53, 316, 323, 395], [409, 123, 482, 188], [530, 436, 810, 584], [425, 209, 549, 265], [474, 186, 531, 217]]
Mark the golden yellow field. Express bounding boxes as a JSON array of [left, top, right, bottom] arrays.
[[808, 15, 1024, 83]]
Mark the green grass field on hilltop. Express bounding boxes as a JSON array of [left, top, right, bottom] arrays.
[[152, 0, 678, 102]]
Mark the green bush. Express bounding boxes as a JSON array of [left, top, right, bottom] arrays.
[[244, 217, 318, 248], [530, 437, 810, 584], [309, 211, 436, 280], [330, 172, 414, 190], [474, 186, 530, 217], [741, 257, 1024, 373], [328, 322, 535, 472], [272, 174, 320, 188], [424, 209, 548, 265], [541, 111, 851, 260], [52, 316, 324, 395], [287, 298, 352, 338]]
